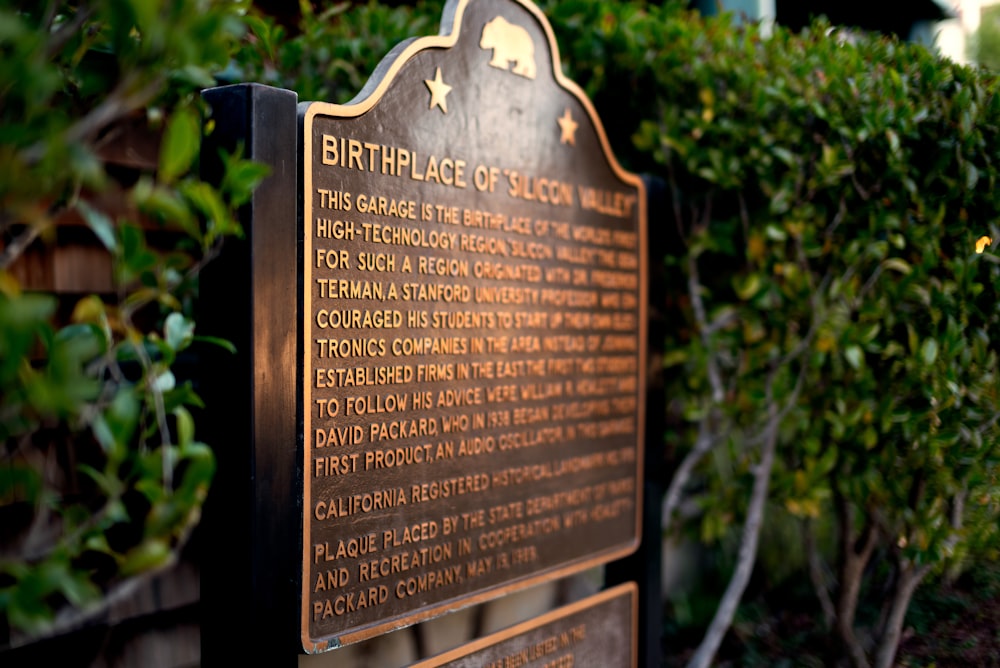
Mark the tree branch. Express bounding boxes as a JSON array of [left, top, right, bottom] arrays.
[[873, 561, 932, 668], [834, 490, 879, 668], [686, 369, 796, 668], [20, 72, 164, 166], [687, 248, 725, 404], [661, 415, 727, 531], [0, 217, 49, 270], [805, 518, 836, 629]]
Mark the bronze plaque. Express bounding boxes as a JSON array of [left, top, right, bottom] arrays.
[[412, 583, 638, 668], [301, 0, 646, 651]]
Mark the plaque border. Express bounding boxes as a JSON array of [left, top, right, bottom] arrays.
[[410, 582, 639, 668], [300, 0, 648, 651]]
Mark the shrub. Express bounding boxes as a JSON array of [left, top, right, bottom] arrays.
[[504, 2, 1000, 665], [0, 0, 266, 641], [600, 8, 1000, 667]]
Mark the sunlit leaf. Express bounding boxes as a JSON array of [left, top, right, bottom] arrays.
[[164, 312, 195, 351], [921, 338, 939, 365], [845, 345, 863, 370]]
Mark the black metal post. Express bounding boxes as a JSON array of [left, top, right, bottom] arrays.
[[604, 174, 668, 668], [198, 83, 300, 667]]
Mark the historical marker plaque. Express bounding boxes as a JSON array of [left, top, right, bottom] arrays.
[[301, 0, 646, 651], [412, 583, 637, 668]]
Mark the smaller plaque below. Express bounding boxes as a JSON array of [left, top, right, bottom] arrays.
[[412, 582, 637, 668]]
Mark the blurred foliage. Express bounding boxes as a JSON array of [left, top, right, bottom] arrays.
[[570, 5, 999, 664], [228, 0, 446, 102], [976, 4, 1000, 71], [0, 0, 267, 641]]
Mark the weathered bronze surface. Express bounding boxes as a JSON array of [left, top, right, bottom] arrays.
[[412, 583, 637, 668], [301, 0, 647, 651]]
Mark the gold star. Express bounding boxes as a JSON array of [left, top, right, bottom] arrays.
[[424, 68, 452, 114], [557, 108, 578, 145]]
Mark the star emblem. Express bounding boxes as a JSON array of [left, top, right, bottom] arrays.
[[557, 108, 578, 145], [424, 68, 452, 114]]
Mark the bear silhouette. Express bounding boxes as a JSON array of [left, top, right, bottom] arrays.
[[479, 16, 536, 80]]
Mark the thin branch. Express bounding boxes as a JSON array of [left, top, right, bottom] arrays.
[[738, 192, 751, 244], [663, 224, 738, 530], [686, 365, 802, 668], [805, 518, 836, 629], [8, 446, 61, 561], [824, 197, 848, 241], [120, 309, 174, 490], [942, 487, 968, 585], [873, 562, 932, 668], [702, 308, 739, 336], [842, 139, 880, 201], [20, 72, 164, 166], [854, 264, 884, 310], [975, 410, 1000, 436], [662, 225, 737, 530], [4, 554, 177, 650], [661, 415, 728, 531], [687, 251, 724, 403], [834, 490, 879, 668], [0, 220, 49, 271], [43, 5, 94, 60], [666, 165, 686, 243]]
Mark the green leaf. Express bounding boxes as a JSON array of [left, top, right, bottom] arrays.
[[152, 370, 176, 393], [132, 178, 199, 238], [120, 539, 173, 576], [77, 201, 117, 252], [77, 463, 121, 497], [0, 464, 42, 504], [7, 577, 55, 633], [845, 345, 863, 370], [921, 338, 939, 365], [882, 257, 911, 275], [95, 388, 140, 458], [886, 128, 901, 155], [164, 312, 195, 352], [220, 153, 271, 208], [174, 406, 194, 447], [734, 273, 762, 301], [661, 349, 688, 368], [764, 224, 787, 241], [162, 382, 205, 413], [180, 181, 233, 241], [193, 335, 237, 354], [158, 107, 201, 184], [59, 570, 101, 608], [176, 441, 215, 501]]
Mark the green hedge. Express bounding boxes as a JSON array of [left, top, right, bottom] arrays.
[[0, 0, 265, 639], [551, 5, 1000, 665]]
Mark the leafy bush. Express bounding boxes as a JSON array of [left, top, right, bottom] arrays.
[[976, 3, 1000, 71], [572, 7, 1000, 667], [0, 0, 266, 641], [231, 0, 446, 103]]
